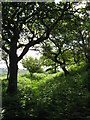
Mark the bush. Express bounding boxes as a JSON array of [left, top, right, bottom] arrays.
[[22, 56, 43, 77]]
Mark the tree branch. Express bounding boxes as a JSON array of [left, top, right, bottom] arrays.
[[48, 3, 69, 32], [17, 3, 70, 62], [17, 32, 49, 61], [17, 43, 26, 49], [2, 45, 10, 54]]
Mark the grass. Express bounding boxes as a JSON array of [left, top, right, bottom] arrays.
[[1, 62, 90, 120]]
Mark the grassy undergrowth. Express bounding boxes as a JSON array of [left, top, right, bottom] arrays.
[[1, 62, 90, 120]]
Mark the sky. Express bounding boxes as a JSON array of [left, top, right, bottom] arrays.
[[0, 49, 41, 69], [18, 49, 41, 69]]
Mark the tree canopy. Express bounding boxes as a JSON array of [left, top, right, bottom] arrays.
[[22, 56, 43, 77], [1, 2, 90, 93]]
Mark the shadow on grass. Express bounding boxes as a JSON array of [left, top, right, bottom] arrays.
[[2, 92, 49, 120]]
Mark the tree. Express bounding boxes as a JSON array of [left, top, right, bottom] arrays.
[[2, 2, 71, 93], [42, 38, 69, 76], [40, 55, 58, 73], [65, 3, 90, 63], [41, 2, 90, 76], [22, 56, 43, 77]]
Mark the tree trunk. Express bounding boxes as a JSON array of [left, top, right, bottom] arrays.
[[87, 54, 90, 92], [62, 66, 69, 76], [7, 66, 9, 80], [54, 63, 57, 73], [7, 55, 18, 94], [30, 72, 33, 77], [7, 39, 18, 94]]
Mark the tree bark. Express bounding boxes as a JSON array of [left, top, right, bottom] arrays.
[[7, 39, 18, 94], [53, 63, 57, 73], [61, 66, 69, 76], [87, 53, 90, 92], [7, 56, 18, 93]]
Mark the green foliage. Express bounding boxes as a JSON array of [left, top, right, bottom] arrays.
[[40, 55, 58, 73], [22, 56, 43, 77], [2, 62, 90, 120], [1, 2, 90, 119], [2, 2, 90, 93]]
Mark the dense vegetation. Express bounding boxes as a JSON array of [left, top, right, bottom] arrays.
[[1, 62, 90, 120], [2, 2, 90, 93]]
